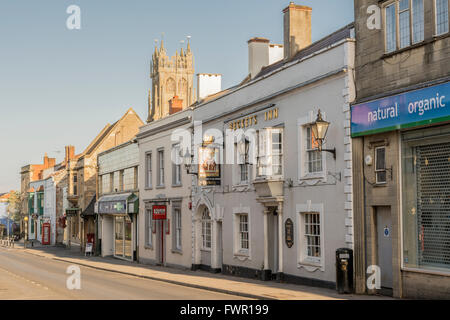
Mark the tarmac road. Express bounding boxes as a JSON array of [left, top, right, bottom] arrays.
[[0, 246, 246, 300]]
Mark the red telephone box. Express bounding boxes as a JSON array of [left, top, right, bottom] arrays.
[[42, 223, 51, 245]]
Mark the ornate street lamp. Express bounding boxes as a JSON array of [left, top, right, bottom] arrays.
[[311, 109, 336, 159]]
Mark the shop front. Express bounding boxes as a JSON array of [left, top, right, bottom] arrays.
[[352, 79, 450, 298], [97, 193, 139, 261]]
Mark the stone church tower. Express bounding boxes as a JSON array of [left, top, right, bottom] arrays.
[[147, 39, 195, 122]]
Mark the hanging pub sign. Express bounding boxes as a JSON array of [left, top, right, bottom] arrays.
[[198, 145, 221, 186], [152, 205, 167, 220], [285, 218, 294, 248]]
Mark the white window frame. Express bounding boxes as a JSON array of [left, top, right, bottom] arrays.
[[297, 113, 327, 182], [232, 207, 251, 260], [201, 208, 211, 251], [157, 148, 165, 187], [256, 127, 284, 178], [145, 208, 153, 248], [233, 142, 250, 186], [384, 0, 426, 53], [296, 201, 325, 271], [375, 146, 388, 184], [435, 0, 450, 36], [172, 206, 182, 251], [145, 152, 152, 189], [172, 144, 182, 186]]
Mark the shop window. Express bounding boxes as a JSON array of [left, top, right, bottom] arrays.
[[402, 129, 450, 272], [375, 147, 387, 184], [257, 128, 283, 177], [385, 0, 425, 53], [435, 0, 449, 35]]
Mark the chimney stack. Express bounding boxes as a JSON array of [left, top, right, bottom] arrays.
[[248, 37, 270, 79], [197, 74, 222, 101], [169, 95, 183, 115], [65, 145, 75, 164], [283, 2, 312, 59]]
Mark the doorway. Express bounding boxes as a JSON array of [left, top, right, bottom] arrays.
[[156, 220, 165, 265], [114, 215, 132, 260], [376, 206, 393, 289]]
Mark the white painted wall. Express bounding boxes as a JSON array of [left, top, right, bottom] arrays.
[[191, 36, 356, 284], [137, 109, 193, 269]]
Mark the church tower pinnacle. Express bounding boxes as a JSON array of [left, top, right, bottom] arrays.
[[148, 36, 194, 122]]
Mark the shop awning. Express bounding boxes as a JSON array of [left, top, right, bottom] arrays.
[[81, 195, 96, 219], [96, 193, 139, 215]]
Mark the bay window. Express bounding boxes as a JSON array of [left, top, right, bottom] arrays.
[[257, 128, 283, 177]]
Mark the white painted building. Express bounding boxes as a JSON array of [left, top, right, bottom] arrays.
[[189, 4, 356, 288], [136, 109, 194, 269]]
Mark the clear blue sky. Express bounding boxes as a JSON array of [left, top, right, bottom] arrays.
[[0, 0, 354, 192]]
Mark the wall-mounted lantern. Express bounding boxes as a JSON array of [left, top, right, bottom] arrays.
[[183, 149, 198, 176], [311, 109, 336, 159]]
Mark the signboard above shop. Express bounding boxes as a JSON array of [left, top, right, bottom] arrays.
[[351, 81, 450, 137]]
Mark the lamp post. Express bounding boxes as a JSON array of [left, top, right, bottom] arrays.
[[6, 208, 10, 241], [311, 109, 336, 159], [24, 216, 28, 249]]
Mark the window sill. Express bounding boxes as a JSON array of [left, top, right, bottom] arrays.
[[144, 187, 153, 191], [300, 173, 325, 181], [155, 185, 165, 189], [144, 245, 153, 250], [201, 248, 211, 252], [171, 249, 183, 255], [382, 34, 449, 59], [171, 184, 182, 188], [298, 259, 323, 272], [401, 266, 450, 277], [373, 182, 387, 187], [234, 250, 249, 257]]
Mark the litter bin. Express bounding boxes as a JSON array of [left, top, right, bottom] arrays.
[[336, 248, 353, 294]]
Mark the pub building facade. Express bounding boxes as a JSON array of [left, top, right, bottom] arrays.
[[95, 140, 140, 261], [189, 3, 356, 288], [352, 0, 450, 298]]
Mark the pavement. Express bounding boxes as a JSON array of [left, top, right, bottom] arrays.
[[2, 240, 391, 300]]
